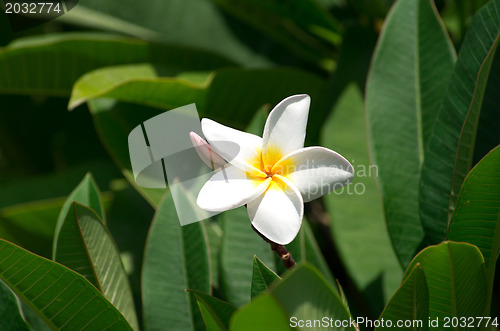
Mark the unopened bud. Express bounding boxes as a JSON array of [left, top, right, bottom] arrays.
[[189, 132, 226, 170]]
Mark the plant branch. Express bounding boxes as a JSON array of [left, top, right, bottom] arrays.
[[251, 225, 296, 269]]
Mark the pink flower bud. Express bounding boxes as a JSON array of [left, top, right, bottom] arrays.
[[190, 132, 226, 170]]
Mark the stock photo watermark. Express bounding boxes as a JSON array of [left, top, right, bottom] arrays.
[[127, 104, 379, 226], [1, 0, 79, 33]]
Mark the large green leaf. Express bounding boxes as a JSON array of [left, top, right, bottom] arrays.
[[449, 39, 500, 215], [0, 33, 233, 96], [104, 180, 155, 323], [405, 242, 488, 325], [233, 264, 356, 331], [323, 84, 402, 313], [376, 264, 428, 330], [448, 145, 500, 302], [52, 173, 104, 260], [68, 64, 209, 111], [211, 0, 340, 69], [251, 255, 280, 299], [71, 65, 325, 126], [61, 0, 294, 67], [188, 289, 237, 331], [220, 206, 275, 307], [0, 239, 133, 330], [83, 66, 324, 207], [54, 202, 139, 330], [0, 280, 29, 330], [419, 0, 500, 244], [142, 193, 210, 331], [366, 0, 456, 266], [271, 264, 356, 330], [229, 294, 291, 331]]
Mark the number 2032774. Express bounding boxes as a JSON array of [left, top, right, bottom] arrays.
[[4, 2, 62, 14]]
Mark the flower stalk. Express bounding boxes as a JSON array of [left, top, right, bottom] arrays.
[[252, 225, 296, 269]]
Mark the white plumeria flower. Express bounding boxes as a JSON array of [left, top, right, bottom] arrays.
[[196, 94, 354, 245]]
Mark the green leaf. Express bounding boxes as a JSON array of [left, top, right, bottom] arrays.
[[271, 264, 356, 330], [449, 39, 500, 216], [0, 33, 232, 96], [405, 242, 488, 324], [0, 280, 29, 330], [419, 0, 500, 244], [229, 294, 291, 331], [448, 145, 500, 304], [72, 65, 325, 126], [54, 202, 139, 330], [211, 0, 340, 69], [335, 280, 351, 314], [220, 206, 275, 307], [68, 64, 209, 111], [323, 84, 402, 312], [233, 264, 356, 330], [142, 193, 210, 331], [0, 239, 133, 330], [188, 289, 237, 331], [61, 0, 283, 67], [376, 264, 428, 330], [104, 180, 155, 322], [366, 0, 456, 266], [251, 255, 280, 299], [53, 173, 104, 260]]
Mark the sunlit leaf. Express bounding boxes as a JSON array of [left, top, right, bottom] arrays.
[[53, 173, 104, 260], [54, 202, 139, 330]]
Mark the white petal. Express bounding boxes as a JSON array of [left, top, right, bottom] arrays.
[[274, 147, 354, 202], [202, 118, 266, 176], [189, 132, 226, 170], [248, 175, 303, 245], [262, 95, 310, 168], [197, 165, 271, 212]]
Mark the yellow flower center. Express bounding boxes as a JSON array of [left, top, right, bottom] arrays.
[[247, 145, 295, 190]]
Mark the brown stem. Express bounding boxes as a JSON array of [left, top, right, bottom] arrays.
[[252, 225, 296, 269]]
